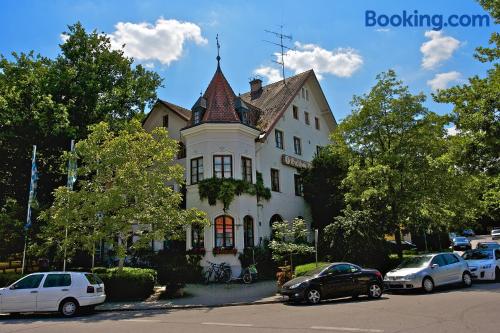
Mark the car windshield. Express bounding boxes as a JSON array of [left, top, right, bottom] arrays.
[[305, 266, 328, 276], [477, 243, 499, 249], [397, 255, 433, 269], [492, 229, 500, 234], [454, 237, 468, 242], [462, 250, 493, 260]]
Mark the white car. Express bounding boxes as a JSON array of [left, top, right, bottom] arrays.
[[462, 249, 500, 281], [0, 272, 105, 317], [491, 228, 500, 240]]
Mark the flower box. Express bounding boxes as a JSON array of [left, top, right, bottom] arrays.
[[212, 247, 238, 256], [187, 248, 206, 255]]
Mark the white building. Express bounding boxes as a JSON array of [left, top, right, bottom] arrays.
[[143, 57, 337, 275]]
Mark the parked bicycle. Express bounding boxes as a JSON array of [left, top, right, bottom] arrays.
[[241, 263, 258, 284], [204, 261, 232, 284]]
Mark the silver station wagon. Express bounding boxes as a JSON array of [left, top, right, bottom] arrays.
[[384, 253, 472, 293]]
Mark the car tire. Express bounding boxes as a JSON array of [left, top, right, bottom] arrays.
[[422, 277, 434, 293], [367, 283, 383, 299], [59, 298, 79, 317], [305, 288, 322, 304], [462, 272, 472, 287], [495, 267, 500, 282]]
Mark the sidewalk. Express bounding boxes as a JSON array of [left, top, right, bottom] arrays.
[[95, 280, 283, 311]]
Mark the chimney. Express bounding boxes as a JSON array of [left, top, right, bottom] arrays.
[[250, 78, 262, 94]]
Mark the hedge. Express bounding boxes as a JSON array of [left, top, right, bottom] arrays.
[[294, 262, 330, 277], [93, 267, 157, 301], [0, 272, 22, 287]]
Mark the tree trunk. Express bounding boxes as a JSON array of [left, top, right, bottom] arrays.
[[395, 226, 403, 260], [117, 236, 125, 269]]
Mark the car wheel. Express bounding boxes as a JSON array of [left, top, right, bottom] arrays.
[[368, 283, 383, 299], [59, 298, 79, 317], [462, 272, 472, 287], [305, 288, 321, 304], [422, 277, 434, 293], [495, 267, 500, 282]]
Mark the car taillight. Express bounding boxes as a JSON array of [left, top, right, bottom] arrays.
[[87, 286, 95, 293]]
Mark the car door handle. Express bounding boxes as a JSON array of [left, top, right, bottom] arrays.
[[30, 290, 38, 294], [61, 289, 69, 291]]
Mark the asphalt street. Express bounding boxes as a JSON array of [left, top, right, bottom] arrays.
[[1, 235, 499, 333]]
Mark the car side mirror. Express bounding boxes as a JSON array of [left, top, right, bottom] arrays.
[[431, 264, 439, 269]]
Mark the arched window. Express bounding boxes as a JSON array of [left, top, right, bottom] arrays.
[[243, 216, 254, 248], [215, 215, 234, 248], [191, 225, 204, 249], [269, 214, 283, 240]]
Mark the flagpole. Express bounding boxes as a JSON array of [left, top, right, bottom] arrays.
[[22, 145, 36, 275]]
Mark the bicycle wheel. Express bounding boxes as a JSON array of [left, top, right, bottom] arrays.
[[204, 269, 212, 284], [223, 267, 232, 283]]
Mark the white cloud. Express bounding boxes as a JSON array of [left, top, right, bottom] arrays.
[[254, 66, 283, 83], [446, 125, 459, 136], [106, 18, 207, 66], [60, 33, 70, 43], [427, 71, 461, 91], [282, 42, 363, 79], [420, 31, 460, 70]]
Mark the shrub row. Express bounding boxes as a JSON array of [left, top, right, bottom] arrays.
[[93, 267, 157, 301], [0, 272, 22, 287]]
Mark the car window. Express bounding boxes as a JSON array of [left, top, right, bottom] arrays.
[[85, 273, 103, 284], [496, 250, 500, 259], [463, 250, 493, 260], [349, 265, 360, 273], [12, 274, 44, 289], [332, 264, 352, 275], [43, 274, 71, 288], [443, 253, 459, 265], [431, 255, 447, 267]]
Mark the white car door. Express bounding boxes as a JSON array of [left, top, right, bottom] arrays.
[[1, 274, 45, 312], [36, 273, 72, 311], [443, 253, 463, 283], [495, 249, 500, 270], [430, 255, 448, 285]]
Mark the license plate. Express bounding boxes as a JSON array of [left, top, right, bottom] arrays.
[[96, 287, 103, 292]]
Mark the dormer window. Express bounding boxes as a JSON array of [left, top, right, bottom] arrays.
[[194, 110, 201, 124]]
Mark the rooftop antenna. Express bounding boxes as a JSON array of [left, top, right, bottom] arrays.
[[264, 25, 293, 83]]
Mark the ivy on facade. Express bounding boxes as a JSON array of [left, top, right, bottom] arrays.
[[198, 172, 271, 211]]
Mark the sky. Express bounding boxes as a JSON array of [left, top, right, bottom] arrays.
[[0, 0, 496, 122]]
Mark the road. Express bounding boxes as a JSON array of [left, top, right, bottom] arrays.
[[1, 235, 499, 333]]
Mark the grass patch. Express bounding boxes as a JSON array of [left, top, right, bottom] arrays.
[[294, 262, 330, 277]]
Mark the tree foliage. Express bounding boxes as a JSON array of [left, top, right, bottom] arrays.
[[268, 218, 315, 266], [40, 121, 208, 267]]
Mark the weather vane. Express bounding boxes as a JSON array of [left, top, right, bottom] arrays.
[[216, 33, 221, 65]]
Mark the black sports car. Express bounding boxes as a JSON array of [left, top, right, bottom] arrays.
[[280, 262, 384, 304]]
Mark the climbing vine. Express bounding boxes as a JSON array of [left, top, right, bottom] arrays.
[[198, 172, 271, 211]]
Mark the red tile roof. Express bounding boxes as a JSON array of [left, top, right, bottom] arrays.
[[201, 66, 241, 123]]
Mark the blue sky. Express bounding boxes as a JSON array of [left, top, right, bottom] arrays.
[[0, 0, 496, 122]]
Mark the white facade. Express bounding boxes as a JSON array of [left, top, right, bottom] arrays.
[[143, 70, 336, 275]]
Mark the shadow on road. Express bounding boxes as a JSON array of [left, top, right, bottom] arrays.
[[283, 295, 389, 307]]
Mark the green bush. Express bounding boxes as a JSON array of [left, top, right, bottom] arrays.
[[0, 272, 22, 287], [93, 267, 157, 301], [239, 242, 278, 280], [152, 245, 204, 287], [294, 262, 330, 277]]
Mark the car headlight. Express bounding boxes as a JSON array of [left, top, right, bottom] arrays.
[[404, 274, 416, 280], [290, 282, 305, 289], [481, 264, 492, 269]]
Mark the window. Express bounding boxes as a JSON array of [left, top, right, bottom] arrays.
[[294, 174, 303, 196], [162, 115, 169, 128], [316, 146, 322, 156], [431, 255, 447, 267], [43, 274, 71, 288], [292, 105, 299, 119], [306, 89, 309, 101], [293, 137, 302, 155], [301, 88, 305, 99], [271, 169, 280, 192], [275, 130, 284, 149], [315, 117, 320, 130], [11, 274, 44, 289], [241, 157, 252, 183], [443, 253, 459, 265], [194, 111, 201, 124], [304, 112, 310, 125], [190, 157, 204, 184], [326, 264, 352, 275], [177, 142, 186, 159], [214, 215, 234, 248], [191, 225, 205, 249], [85, 274, 103, 285], [213, 155, 232, 179], [244, 216, 254, 248]]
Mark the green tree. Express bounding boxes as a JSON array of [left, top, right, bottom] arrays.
[[40, 121, 208, 268], [0, 22, 162, 258], [302, 146, 348, 230], [334, 70, 473, 258], [268, 218, 315, 269], [433, 0, 499, 226]]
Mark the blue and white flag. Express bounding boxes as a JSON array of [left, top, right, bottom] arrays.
[[24, 145, 38, 230], [67, 140, 77, 190]]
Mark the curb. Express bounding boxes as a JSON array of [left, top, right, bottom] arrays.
[[95, 297, 284, 312]]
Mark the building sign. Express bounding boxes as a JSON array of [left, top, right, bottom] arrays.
[[281, 154, 312, 169]]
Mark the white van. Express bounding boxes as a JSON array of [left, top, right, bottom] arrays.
[[0, 272, 105, 317]]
